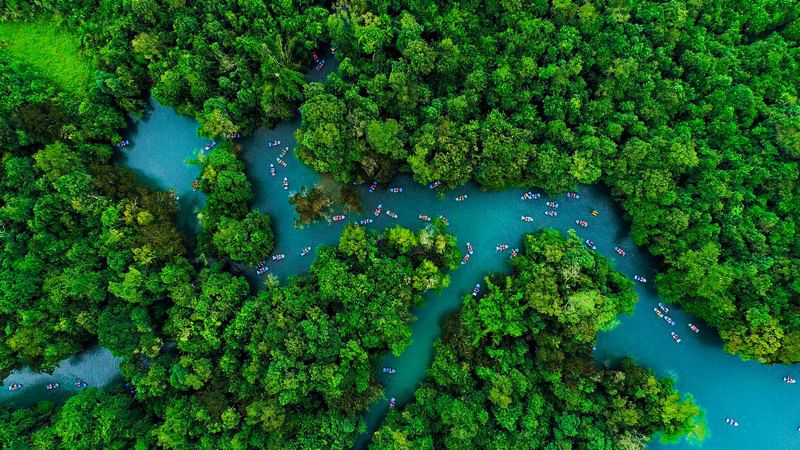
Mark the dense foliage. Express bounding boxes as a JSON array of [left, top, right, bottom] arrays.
[[2, 0, 329, 134], [0, 224, 460, 448], [372, 230, 703, 449], [0, 49, 191, 375], [294, 0, 800, 363], [193, 144, 275, 265]]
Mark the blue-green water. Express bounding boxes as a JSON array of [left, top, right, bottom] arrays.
[[5, 58, 800, 449], [110, 98, 800, 449]]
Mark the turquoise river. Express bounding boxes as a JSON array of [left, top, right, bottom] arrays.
[[3, 58, 800, 450]]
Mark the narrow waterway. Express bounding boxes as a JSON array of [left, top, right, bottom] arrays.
[[4, 55, 800, 449]]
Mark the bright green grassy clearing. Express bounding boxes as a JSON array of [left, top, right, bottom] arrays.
[[0, 18, 94, 97]]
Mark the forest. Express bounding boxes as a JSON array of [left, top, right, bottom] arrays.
[[372, 230, 704, 448], [1, 0, 794, 447]]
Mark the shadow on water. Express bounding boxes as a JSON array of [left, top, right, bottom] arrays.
[[8, 50, 800, 450]]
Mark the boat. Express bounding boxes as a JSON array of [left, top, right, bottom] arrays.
[[455, 195, 468, 202], [439, 215, 449, 226], [283, 177, 289, 189], [466, 242, 473, 254], [509, 248, 519, 259], [389, 397, 396, 408], [521, 216, 533, 222], [688, 323, 700, 333], [614, 246, 626, 256], [333, 215, 346, 221], [496, 244, 508, 251], [461, 254, 470, 265], [386, 210, 398, 219], [429, 180, 441, 189], [300, 247, 312, 256], [585, 239, 596, 250], [268, 140, 281, 147], [276, 158, 287, 167], [358, 218, 373, 225], [382, 368, 396, 374], [204, 141, 217, 151], [544, 210, 557, 216], [46, 383, 60, 391], [591, 209, 599, 216], [115, 140, 130, 148], [388, 187, 403, 193], [784, 377, 797, 384], [566, 191, 580, 199], [520, 191, 541, 200], [75, 380, 88, 388], [663, 315, 675, 326], [280, 147, 288, 156], [670, 332, 681, 343], [418, 214, 431, 221], [8, 383, 22, 391], [633, 275, 647, 283], [653, 307, 663, 317], [229, 133, 241, 139], [576, 220, 588, 227], [658, 302, 669, 313], [725, 418, 739, 427], [256, 266, 269, 275], [270, 164, 276, 176], [369, 181, 378, 193], [272, 254, 285, 261], [192, 180, 200, 191], [374, 204, 383, 216], [546, 201, 559, 208], [472, 284, 480, 296]]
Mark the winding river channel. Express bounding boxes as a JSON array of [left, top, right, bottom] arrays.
[[3, 58, 800, 449]]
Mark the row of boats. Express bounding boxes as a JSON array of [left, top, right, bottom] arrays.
[[652, 302, 701, 343], [8, 380, 87, 391]]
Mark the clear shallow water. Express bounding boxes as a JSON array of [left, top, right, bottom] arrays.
[[5, 55, 800, 449], [0, 345, 122, 407]]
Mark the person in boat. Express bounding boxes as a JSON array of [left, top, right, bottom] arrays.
[[192, 180, 200, 191], [509, 248, 519, 259], [466, 242, 473, 254], [8, 383, 22, 391], [389, 397, 396, 408], [439, 215, 449, 225], [544, 210, 557, 216], [277, 158, 287, 167], [634, 275, 647, 283], [576, 220, 588, 227], [268, 140, 281, 147], [270, 164, 276, 176], [75, 380, 88, 388], [567, 191, 580, 199], [374, 204, 383, 216], [614, 246, 626, 256], [688, 323, 700, 333], [546, 201, 558, 208], [461, 254, 470, 264], [591, 209, 599, 216], [333, 215, 346, 221], [386, 210, 398, 218], [455, 195, 468, 201], [496, 244, 508, 251], [472, 284, 480, 296], [383, 368, 396, 374], [429, 180, 441, 189], [46, 383, 60, 391], [419, 214, 431, 221], [359, 219, 373, 225], [671, 332, 681, 343], [389, 187, 403, 193], [369, 181, 378, 193], [658, 302, 669, 312], [301, 247, 312, 256], [585, 239, 596, 249], [521, 216, 533, 221]]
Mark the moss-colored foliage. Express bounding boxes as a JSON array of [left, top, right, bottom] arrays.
[[372, 230, 705, 449], [0, 18, 94, 97]]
